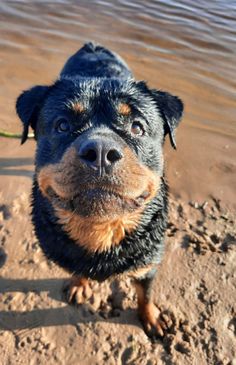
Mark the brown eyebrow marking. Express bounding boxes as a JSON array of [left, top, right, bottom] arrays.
[[71, 102, 85, 113], [118, 102, 131, 115]]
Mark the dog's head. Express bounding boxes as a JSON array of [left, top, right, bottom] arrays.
[[16, 77, 183, 248]]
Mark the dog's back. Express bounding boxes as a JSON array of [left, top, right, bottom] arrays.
[[60, 42, 132, 79]]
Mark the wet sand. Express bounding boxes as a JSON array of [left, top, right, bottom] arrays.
[[1, 1, 236, 207], [0, 159, 235, 364], [0, 1, 236, 364]]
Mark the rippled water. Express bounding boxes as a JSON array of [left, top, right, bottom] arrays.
[[0, 0, 236, 205]]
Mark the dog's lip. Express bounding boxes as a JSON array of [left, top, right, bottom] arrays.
[[71, 187, 150, 202], [45, 184, 151, 208], [70, 187, 151, 212]]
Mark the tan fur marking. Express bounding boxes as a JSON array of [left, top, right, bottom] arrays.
[[71, 102, 84, 113], [118, 103, 131, 115], [37, 148, 79, 199], [38, 165, 69, 199], [66, 276, 92, 304], [37, 146, 161, 252], [37, 147, 160, 203], [134, 280, 168, 337], [54, 207, 144, 253], [128, 265, 155, 280], [134, 280, 146, 307]]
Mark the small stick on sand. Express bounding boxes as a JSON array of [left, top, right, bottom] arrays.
[[0, 130, 34, 139]]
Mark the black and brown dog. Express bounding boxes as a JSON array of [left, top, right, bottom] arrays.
[[16, 42, 183, 339]]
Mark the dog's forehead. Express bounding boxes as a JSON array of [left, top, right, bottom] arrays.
[[47, 78, 157, 113]]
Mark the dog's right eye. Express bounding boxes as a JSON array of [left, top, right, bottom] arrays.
[[56, 118, 70, 133]]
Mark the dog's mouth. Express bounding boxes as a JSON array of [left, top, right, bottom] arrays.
[[37, 146, 160, 218], [46, 184, 152, 217], [74, 186, 150, 206], [72, 186, 150, 200]]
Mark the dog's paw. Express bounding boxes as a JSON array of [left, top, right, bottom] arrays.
[[63, 276, 92, 305], [140, 303, 174, 340]]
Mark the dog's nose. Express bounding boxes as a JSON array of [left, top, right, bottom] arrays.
[[78, 139, 123, 172]]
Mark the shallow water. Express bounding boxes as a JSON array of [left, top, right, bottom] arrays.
[[0, 0, 236, 206]]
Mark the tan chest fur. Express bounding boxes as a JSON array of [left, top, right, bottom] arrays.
[[55, 207, 144, 253]]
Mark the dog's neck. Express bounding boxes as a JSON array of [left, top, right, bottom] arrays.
[[53, 207, 144, 253]]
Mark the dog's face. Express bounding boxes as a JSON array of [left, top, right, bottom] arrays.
[[16, 77, 183, 224]]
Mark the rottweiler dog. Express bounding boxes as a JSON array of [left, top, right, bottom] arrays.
[[16, 42, 183, 339]]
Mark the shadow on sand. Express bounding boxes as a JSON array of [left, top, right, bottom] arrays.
[[0, 158, 34, 178], [0, 277, 140, 331]]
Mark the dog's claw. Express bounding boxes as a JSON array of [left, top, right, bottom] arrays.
[[64, 276, 92, 305], [140, 303, 173, 340]]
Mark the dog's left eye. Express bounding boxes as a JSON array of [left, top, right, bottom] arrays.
[[131, 121, 145, 136], [56, 118, 70, 133]]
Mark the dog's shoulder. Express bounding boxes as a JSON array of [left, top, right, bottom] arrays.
[[60, 42, 132, 79]]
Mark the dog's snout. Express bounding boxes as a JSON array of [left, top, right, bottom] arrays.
[[78, 139, 123, 172]]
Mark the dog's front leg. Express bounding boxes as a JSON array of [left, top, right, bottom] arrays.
[[132, 268, 172, 339]]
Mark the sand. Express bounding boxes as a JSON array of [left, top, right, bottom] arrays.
[[0, 2, 236, 361], [0, 139, 235, 365]]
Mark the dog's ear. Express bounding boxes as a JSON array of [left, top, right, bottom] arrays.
[[151, 90, 184, 149], [16, 85, 49, 144]]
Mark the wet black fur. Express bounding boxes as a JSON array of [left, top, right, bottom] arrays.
[[16, 42, 183, 281]]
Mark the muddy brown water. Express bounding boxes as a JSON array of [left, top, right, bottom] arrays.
[[0, 0, 236, 208]]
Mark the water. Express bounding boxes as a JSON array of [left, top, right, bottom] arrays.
[[0, 0, 236, 206]]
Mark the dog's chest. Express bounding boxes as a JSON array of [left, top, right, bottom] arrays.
[[54, 207, 143, 253]]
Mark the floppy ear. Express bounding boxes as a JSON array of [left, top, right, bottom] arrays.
[[151, 90, 184, 149], [16, 85, 49, 144]]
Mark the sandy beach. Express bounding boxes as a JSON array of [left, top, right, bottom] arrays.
[[0, 1, 235, 364]]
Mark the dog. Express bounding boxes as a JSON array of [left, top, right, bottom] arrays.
[[16, 42, 183, 339]]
